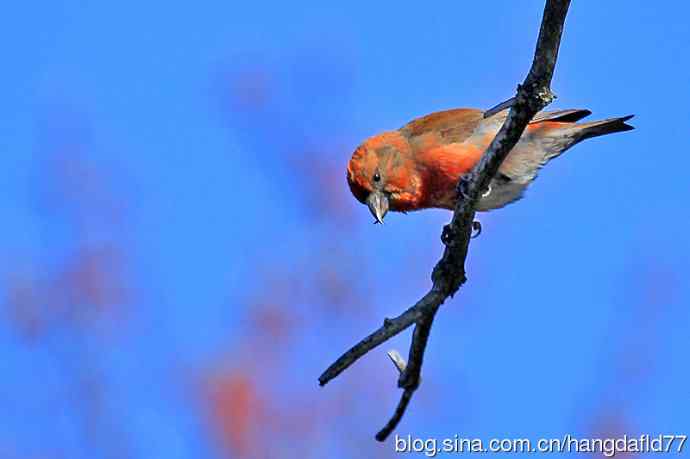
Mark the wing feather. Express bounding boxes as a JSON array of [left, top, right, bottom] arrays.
[[400, 108, 483, 144]]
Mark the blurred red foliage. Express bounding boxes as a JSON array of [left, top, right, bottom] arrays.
[[2, 108, 136, 457], [52, 245, 129, 323], [287, 152, 356, 225], [203, 371, 266, 458], [6, 275, 45, 341]]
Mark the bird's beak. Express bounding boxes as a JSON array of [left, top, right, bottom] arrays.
[[366, 190, 389, 224]]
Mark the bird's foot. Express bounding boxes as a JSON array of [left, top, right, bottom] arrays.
[[441, 225, 455, 245], [471, 220, 482, 239], [481, 184, 492, 198]]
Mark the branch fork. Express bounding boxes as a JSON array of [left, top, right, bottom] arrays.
[[319, 0, 572, 441]]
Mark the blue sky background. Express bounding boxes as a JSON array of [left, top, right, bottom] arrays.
[[1, 1, 688, 458]]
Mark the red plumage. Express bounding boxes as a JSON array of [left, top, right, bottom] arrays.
[[347, 108, 633, 222]]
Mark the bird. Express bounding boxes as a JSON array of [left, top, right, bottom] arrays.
[[347, 108, 634, 223]]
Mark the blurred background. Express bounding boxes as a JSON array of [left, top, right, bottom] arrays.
[[1, 0, 689, 457]]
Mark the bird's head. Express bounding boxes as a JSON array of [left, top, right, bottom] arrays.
[[346, 131, 420, 224]]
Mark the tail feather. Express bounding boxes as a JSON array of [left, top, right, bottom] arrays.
[[574, 115, 635, 142], [480, 113, 635, 211]]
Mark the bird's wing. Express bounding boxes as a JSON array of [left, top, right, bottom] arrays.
[[484, 107, 592, 125], [401, 108, 590, 147], [399, 108, 484, 144], [531, 109, 592, 123]]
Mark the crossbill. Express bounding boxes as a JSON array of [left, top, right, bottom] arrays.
[[347, 108, 634, 223]]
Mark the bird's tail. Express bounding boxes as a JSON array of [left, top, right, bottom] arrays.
[[477, 114, 634, 211], [573, 115, 635, 142]]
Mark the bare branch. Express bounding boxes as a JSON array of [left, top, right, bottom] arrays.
[[376, 307, 438, 440], [318, 289, 441, 386], [319, 0, 571, 441], [375, 387, 413, 441]]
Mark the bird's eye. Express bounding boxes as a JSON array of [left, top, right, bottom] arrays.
[[373, 172, 381, 182]]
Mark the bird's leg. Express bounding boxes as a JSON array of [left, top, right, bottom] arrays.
[[465, 184, 488, 239]]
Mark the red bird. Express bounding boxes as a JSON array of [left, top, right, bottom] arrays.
[[347, 108, 634, 223]]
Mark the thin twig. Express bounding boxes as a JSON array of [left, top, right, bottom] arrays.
[[375, 388, 413, 441], [376, 306, 438, 440], [318, 289, 441, 386], [319, 0, 572, 441]]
